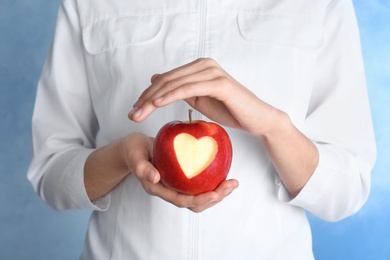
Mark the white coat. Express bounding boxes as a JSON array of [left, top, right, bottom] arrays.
[[28, 0, 376, 259]]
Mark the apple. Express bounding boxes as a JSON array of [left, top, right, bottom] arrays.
[[153, 110, 233, 195]]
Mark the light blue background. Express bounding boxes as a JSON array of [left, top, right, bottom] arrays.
[[0, 1, 389, 259]]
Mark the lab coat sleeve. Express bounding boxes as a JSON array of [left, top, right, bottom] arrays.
[[27, 0, 110, 211], [278, 0, 376, 221]]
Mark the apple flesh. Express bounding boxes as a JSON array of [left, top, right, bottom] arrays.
[[153, 117, 233, 195]]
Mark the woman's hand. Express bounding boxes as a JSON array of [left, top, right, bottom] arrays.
[[90, 133, 237, 213], [127, 58, 319, 197], [125, 133, 238, 213], [128, 58, 279, 137], [85, 132, 238, 212]]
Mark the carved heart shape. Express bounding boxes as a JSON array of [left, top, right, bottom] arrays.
[[174, 133, 218, 179]]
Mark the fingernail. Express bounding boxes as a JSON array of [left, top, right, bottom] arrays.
[[224, 187, 235, 196], [130, 107, 142, 118], [129, 107, 137, 115], [147, 170, 155, 182]]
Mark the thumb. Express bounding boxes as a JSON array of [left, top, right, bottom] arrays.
[[145, 165, 161, 184]]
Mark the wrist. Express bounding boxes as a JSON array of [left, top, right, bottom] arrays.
[[257, 108, 292, 142], [84, 137, 133, 201]]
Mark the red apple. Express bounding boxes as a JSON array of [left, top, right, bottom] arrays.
[[153, 110, 233, 195]]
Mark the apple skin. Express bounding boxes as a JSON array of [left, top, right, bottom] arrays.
[[153, 120, 233, 195]]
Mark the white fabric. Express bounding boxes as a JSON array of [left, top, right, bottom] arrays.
[[27, 0, 376, 259]]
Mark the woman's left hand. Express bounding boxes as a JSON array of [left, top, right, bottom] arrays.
[[129, 58, 279, 137]]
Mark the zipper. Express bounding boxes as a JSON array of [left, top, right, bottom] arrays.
[[188, 212, 200, 260], [198, 0, 207, 59], [194, 0, 207, 121], [188, 4, 207, 259]]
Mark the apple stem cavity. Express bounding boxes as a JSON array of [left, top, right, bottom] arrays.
[[188, 109, 193, 124]]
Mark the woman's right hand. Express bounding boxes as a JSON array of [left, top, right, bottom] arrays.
[[124, 133, 239, 213], [85, 132, 238, 212]]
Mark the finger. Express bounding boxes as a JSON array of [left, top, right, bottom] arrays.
[[152, 65, 227, 102], [129, 77, 224, 122], [146, 178, 233, 210], [129, 73, 198, 122], [188, 179, 239, 212], [134, 60, 204, 107], [153, 77, 228, 107], [151, 74, 161, 84], [144, 179, 239, 212], [150, 184, 218, 209], [132, 156, 161, 184], [187, 192, 220, 213], [129, 59, 222, 123], [133, 58, 221, 110], [214, 179, 239, 196]]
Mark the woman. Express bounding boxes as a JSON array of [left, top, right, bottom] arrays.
[[28, 0, 376, 259]]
